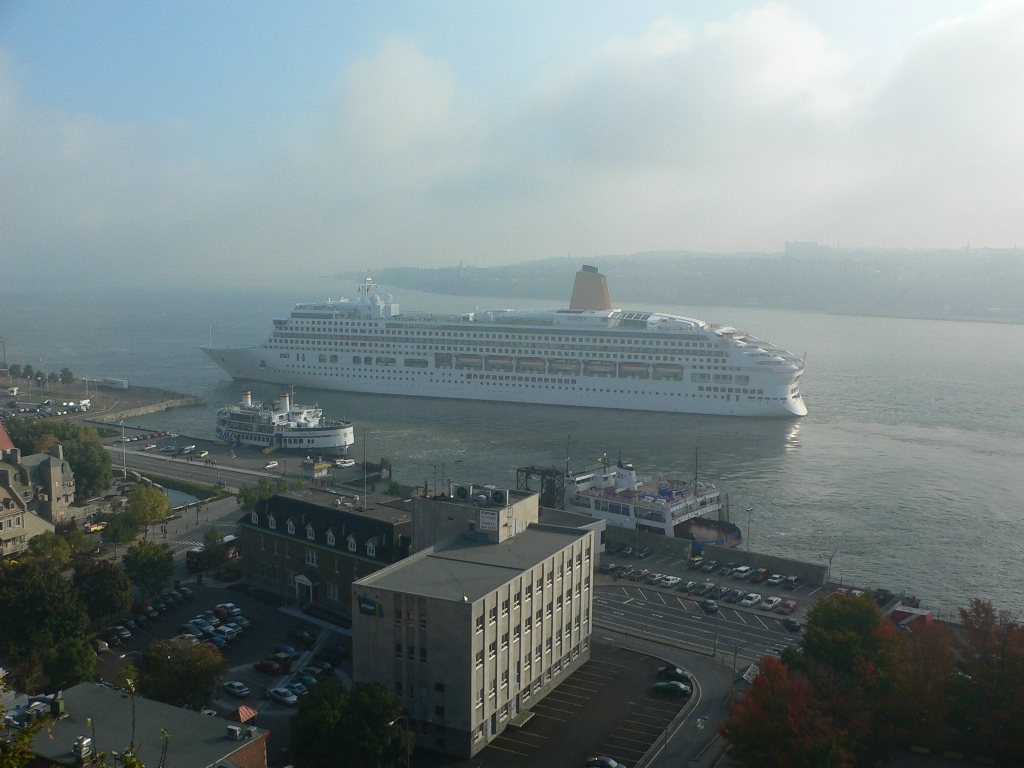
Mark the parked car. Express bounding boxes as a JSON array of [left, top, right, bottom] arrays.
[[293, 674, 319, 688], [585, 757, 623, 768], [178, 586, 194, 599], [254, 659, 284, 675], [334, 458, 355, 468], [719, 562, 737, 576], [725, 589, 746, 604], [636, 547, 652, 559], [659, 576, 682, 589], [700, 599, 719, 614], [607, 543, 626, 555], [657, 666, 691, 683], [151, 599, 168, 613], [206, 634, 228, 649], [286, 681, 309, 696], [196, 450, 209, 458], [143, 444, 157, 451], [653, 681, 692, 697], [216, 602, 242, 617], [159, 445, 176, 453], [766, 574, 786, 587], [264, 461, 279, 470], [301, 665, 328, 680], [288, 628, 317, 648], [783, 575, 802, 590], [134, 603, 159, 619], [777, 599, 798, 615], [598, 563, 619, 575], [709, 585, 729, 600], [232, 616, 252, 629], [317, 643, 349, 661], [627, 568, 650, 582], [739, 593, 762, 607], [783, 618, 802, 632], [615, 565, 634, 578], [760, 597, 783, 611], [274, 644, 300, 660], [201, 611, 221, 626], [750, 568, 770, 584], [119, 617, 138, 631], [732, 566, 753, 580], [619, 547, 634, 558], [687, 556, 704, 570], [309, 659, 333, 674], [91, 639, 109, 653], [700, 560, 719, 573], [223, 681, 250, 698], [644, 572, 666, 585], [268, 687, 298, 706], [693, 581, 715, 596], [107, 625, 131, 639], [679, 580, 698, 593], [100, 631, 122, 647]]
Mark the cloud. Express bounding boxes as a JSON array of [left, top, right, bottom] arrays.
[[1, 3, 1023, 290]]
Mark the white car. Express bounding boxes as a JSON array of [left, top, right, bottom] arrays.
[[159, 445, 176, 453], [766, 574, 786, 587], [659, 576, 682, 588], [223, 681, 250, 698], [740, 593, 762, 607], [269, 687, 298, 706], [731, 566, 753, 580], [760, 596, 783, 611], [334, 458, 356, 468], [264, 461, 279, 470], [143, 444, 157, 451]]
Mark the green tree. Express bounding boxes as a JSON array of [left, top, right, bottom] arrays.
[[22, 365, 33, 381], [0, 561, 88, 685], [43, 637, 96, 690], [201, 527, 228, 571], [136, 638, 226, 711], [122, 541, 173, 597], [61, 528, 93, 556], [26, 531, 72, 570], [127, 485, 169, 539], [47, 371, 59, 383], [291, 682, 409, 768], [9, 363, 22, 379], [103, 509, 141, 557], [237, 477, 289, 511], [721, 656, 851, 768], [74, 559, 133, 625], [60, 367, 75, 385]]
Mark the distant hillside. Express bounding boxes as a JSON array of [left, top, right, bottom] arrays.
[[350, 246, 1024, 323]]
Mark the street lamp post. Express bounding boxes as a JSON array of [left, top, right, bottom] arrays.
[[745, 507, 753, 555], [388, 716, 412, 768], [120, 421, 128, 479]]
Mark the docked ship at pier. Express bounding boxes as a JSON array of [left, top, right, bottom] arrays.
[[214, 391, 354, 457], [563, 458, 741, 551], [203, 266, 806, 417]]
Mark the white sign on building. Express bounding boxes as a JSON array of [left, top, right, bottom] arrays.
[[479, 509, 498, 531]]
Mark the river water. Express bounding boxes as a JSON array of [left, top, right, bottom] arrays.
[[3, 286, 1022, 613]]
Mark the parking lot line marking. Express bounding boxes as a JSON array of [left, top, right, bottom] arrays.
[[548, 688, 591, 700], [528, 711, 566, 722], [561, 684, 601, 695], [734, 611, 747, 624], [532, 702, 576, 715], [496, 735, 540, 748], [573, 672, 613, 684], [605, 733, 656, 747], [574, 668, 614, 679], [631, 710, 674, 722], [545, 695, 585, 708], [808, 586, 821, 595], [603, 741, 650, 755], [506, 730, 548, 741], [486, 743, 529, 756], [755, 615, 769, 629], [588, 658, 625, 669], [644, 701, 684, 714], [622, 720, 666, 733]]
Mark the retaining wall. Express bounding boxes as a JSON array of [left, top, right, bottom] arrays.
[[604, 526, 693, 561], [88, 396, 206, 423]]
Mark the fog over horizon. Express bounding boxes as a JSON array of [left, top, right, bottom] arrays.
[[1, 1, 1023, 291]]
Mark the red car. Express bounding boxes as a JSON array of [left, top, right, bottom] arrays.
[[627, 568, 650, 582], [254, 659, 284, 675], [749, 568, 770, 584], [777, 599, 798, 615]]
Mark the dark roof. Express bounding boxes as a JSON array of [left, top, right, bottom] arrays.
[[0, 424, 14, 451], [278, 488, 410, 524], [27, 683, 267, 768]]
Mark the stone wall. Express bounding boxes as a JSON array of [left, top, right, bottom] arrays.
[[604, 526, 693, 561]]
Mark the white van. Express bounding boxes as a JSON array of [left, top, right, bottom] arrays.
[[6, 387, 19, 397], [264, 461, 279, 470]]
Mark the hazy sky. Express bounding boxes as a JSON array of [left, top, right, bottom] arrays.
[[1, 1, 1021, 289]]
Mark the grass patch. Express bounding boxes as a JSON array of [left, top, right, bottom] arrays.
[[142, 473, 233, 502]]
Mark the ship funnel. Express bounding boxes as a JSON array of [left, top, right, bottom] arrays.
[[242, 391, 252, 407], [569, 265, 612, 311], [280, 393, 291, 412]]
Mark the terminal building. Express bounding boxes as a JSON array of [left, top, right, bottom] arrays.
[[352, 485, 601, 758]]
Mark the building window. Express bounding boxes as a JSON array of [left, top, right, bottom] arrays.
[[514, 591, 522, 608], [536, 577, 543, 591], [489, 641, 496, 659], [514, 625, 521, 641], [525, 616, 532, 632], [476, 615, 484, 632], [477, 689, 484, 706], [367, 542, 376, 557], [287, 571, 296, 586], [536, 608, 543, 623], [420, 648, 427, 663], [525, 583, 533, 599], [475, 650, 484, 668], [259, 534, 265, 552], [273, 540, 279, 555], [501, 598, 509, 616], [287, 520, 295, 534], [501, 632, 509, 650], [285, 543, 290, 559], [395, 643, 404, 658], [306, 525, 315, 540], [535, 645, 542, 661], [501, 670, 509, 688], [435, 705, 444, 717], [547, 572, 554, 586], [489, 606, 497, 624], [327, 530, 336, 546], [250, 512, 258, 524], [305, 549, 318, 566], [420, 612, 427, 629], [547, 602, 553, 617], [268, 515, 276, 530], [407, 645, 414, 661], [435, 682, 445, 693], [334, 556, 340, 573], [348, 537, 357, 552], [329, 584, 339, 601]]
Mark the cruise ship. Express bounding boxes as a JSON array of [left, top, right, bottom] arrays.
[[203, 266, 806, 416], [565, 458, 723, 535], [215, 391, 354, 456]]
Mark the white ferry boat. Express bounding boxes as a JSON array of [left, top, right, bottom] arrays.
[[565, 458, 724, 537], [203, 266, 806, 416], [215, 391, 354, 456]]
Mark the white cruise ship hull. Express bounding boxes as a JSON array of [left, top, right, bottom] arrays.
[[202, 344, 806, 417]]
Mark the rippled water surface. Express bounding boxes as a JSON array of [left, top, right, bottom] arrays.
[[3, 286, 1023, 612]]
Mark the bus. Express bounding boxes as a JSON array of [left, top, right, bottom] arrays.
[[186, 534, 240, 572]]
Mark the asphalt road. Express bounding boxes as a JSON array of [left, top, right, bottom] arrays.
[[594, 584, 802, 669], [104, 445, 276, 489]]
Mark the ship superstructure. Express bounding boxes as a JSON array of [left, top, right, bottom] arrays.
[[203, 266, 806, 417], [215, 391, 354, 456], [564, 459, 722, 537]]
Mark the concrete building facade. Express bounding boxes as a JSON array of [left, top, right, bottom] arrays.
[[0, 445, 77, 525], [353, 489, 595, 758], [237, 488, 411, 621]]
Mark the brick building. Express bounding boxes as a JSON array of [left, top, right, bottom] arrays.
[[237, 488, 411, 621], [0, 444, 77, 525]]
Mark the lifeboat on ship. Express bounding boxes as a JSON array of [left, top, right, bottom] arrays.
[[455, 354, 484, 369], [652, 364, 684, 380], [484, 355, 514, 371], [515, 357, 547, 373], [583, 361, 617, 376], [548, 358, 581, 375], [618, 362, 650, 378]]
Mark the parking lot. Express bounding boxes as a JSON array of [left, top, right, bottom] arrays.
[[423, 643, 692, 768], [94, 584, 349, 764]]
